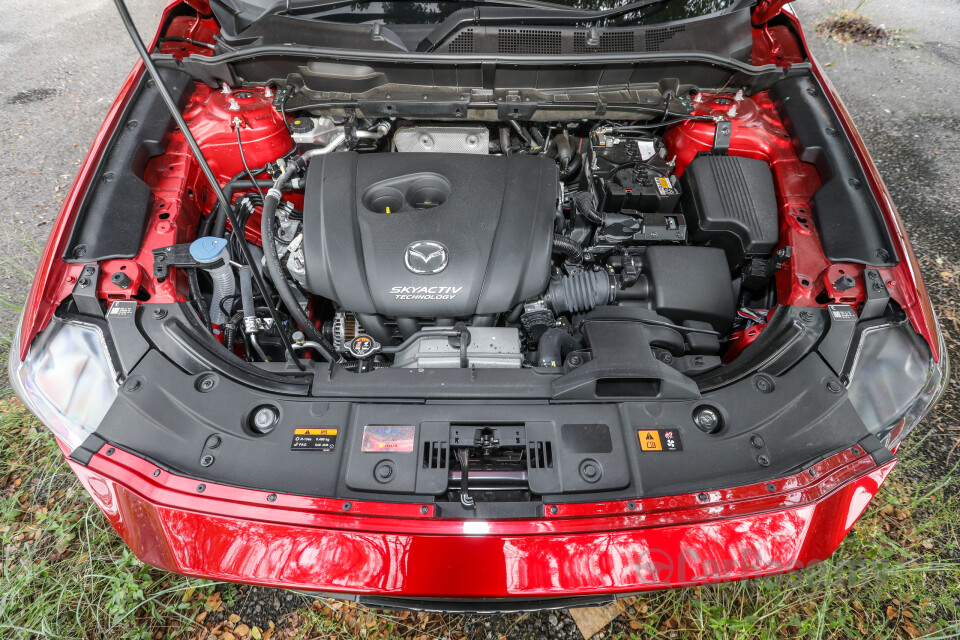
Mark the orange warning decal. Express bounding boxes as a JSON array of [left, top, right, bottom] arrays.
[[294, 428, 338, 436], [637, 430, 663, 451]]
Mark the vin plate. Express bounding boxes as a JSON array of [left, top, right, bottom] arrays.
[[291, 427, 338, 451], [361, 425, 416, 453]]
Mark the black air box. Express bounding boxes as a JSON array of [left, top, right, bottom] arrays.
[[679, 155, 778, 267], [643, 245, 736, 333]]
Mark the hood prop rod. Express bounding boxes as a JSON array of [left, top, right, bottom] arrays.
[[110, 0, 304, 370]]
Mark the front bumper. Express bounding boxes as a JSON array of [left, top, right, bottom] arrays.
[[68, 441, 893, 602]]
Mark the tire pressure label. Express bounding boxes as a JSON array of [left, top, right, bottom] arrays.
[[637, 429, 683, 452], [291, 428, 338, 451]]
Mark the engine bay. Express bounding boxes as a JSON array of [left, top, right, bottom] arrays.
[[57, 51, 902, 396], [129, 86, 801, 377]]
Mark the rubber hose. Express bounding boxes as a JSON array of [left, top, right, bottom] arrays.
[[552, 234, 582, 263], [573, 191, 604, 225], [553, 133, 572, 171], [537, 328, 580, 367], [499, 125, 512, 156], [187, 268, 212, 330], [545, 269, 616, 315], [223, 311, 244, 350], [239, 265, 255, 320], [261, 184, 338, 361]]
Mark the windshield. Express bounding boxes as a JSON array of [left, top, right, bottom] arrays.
[[291, 0, 736, 26]]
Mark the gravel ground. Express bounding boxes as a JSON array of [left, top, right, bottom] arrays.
[[1, 0, 959, 637]]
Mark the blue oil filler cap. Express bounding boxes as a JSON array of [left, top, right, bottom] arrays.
[[190, 236, 228, 264]]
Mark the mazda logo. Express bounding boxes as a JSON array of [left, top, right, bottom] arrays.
[[404, 241, 448, 274]]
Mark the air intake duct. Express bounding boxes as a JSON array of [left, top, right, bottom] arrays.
[[544, 269, 616, 315]]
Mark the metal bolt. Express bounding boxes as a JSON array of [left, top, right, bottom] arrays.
[[153, 469, 161, 477], [809, 468, 818, 477], [658, 351, 673, 364], [693, 406, 721, 433], [549, 505, 559, 515], [627, 501, 637, 511], [757, 455, 770, 467], [420, 505, 429, 515], [567, 354, 583, 367], [826, 380, 843, 394], [196, 484, 206, 493], [251, 406, 278, 433], [152, 308, 167, 320], [697, 493, 708, 502], [123, 378, 141, 392], [754, 376, 773, 393], [267, 494, 277, 502], [200, 455, 214, 467], [342, 502, 352, 511], [198, 376, 216, 392], [77, 277, 90, 288]]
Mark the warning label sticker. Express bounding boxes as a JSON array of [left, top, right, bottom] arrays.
[[291, 428, 338, 452], [637, 429, 683, 452], [654, 176, 677, 196]]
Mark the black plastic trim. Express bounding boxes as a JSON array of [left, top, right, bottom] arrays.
[[770, 75, 897, 266], [65, 67, 194, 263]]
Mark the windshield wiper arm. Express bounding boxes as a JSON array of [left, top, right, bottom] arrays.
[[417, 0, 675, 52]]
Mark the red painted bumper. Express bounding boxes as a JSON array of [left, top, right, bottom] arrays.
[[67, 443, 893, 598]]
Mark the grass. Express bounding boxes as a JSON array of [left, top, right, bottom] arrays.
[[1, 394, 959, 640]]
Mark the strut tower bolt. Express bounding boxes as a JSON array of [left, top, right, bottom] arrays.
[[693, 406, 722, 433], [152, 308, 167, 320]]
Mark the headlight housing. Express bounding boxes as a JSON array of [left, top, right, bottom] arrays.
[[9, 316, 118, 452], [846, 320, 947, 448]]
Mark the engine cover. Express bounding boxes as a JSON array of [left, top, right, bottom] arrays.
[[301, 152, 558, 318]]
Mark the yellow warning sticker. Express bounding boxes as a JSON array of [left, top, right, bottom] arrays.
[[638, 430, 663, 451], [294, 428, 338, 436]]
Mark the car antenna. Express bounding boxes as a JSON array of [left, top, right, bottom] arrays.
[[110, 0, 306, 371]]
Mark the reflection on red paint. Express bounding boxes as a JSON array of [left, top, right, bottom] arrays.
[[67, 443, 893, 598]]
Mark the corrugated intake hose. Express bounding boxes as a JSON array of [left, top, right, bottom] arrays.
[[545, 269, 617, 315]]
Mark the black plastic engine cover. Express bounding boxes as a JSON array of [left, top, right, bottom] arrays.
[[301, 152, 558, 318]]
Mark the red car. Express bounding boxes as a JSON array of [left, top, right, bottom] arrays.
[[9, 0, 946, 610]]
